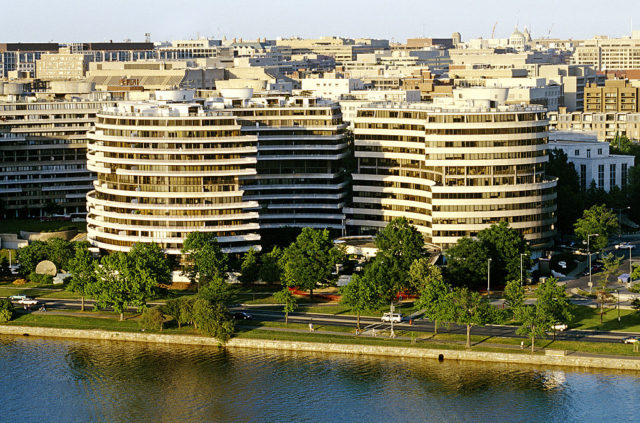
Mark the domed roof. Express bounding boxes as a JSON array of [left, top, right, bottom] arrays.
[[511, 26, 524, 37]]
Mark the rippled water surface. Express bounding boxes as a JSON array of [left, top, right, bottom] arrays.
[[1, 335, 640, 422]]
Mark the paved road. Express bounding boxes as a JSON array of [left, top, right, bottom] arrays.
[[244, 308, 637, 344], [15, 296, 639, 346]]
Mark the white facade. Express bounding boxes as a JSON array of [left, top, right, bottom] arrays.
[[484, 78, 562, 111], [338, 90, 421, 125], [548, 131, 634, 191], [348, 99, 556, 250], [300, 78, 364, 99]]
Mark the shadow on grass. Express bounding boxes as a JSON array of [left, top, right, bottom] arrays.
[[471, 335, 493, 346]]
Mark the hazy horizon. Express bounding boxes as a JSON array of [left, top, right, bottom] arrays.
[[2, 0, 639, 44]]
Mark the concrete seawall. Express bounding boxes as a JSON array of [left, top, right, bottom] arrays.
[[1, 325, 639, 371]]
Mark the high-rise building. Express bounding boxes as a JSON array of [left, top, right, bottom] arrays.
[[86, 92, 261, 254], [86, 90, 349, 254], [573, 34, 640, 71], [0, 96, 117, 217], [584, 79, 640, 113], [347, 99, 557, 251]]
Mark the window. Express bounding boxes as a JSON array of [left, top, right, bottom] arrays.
[[580, 164, 587, 191], [598, 148, 603, 155], [587, 149, 591, 158], [575, 149, 580, 156], [598, 164, 604, 188], [610, 163, 616, 188], [622, 163, 628, 188]]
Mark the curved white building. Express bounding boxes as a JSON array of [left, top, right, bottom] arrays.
[[348, 100, 557, 250], [86, 93, 350, 254], [86, 102, 260, 254]]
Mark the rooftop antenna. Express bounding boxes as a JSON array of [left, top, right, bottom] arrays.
[[145, 33, 151, 43]]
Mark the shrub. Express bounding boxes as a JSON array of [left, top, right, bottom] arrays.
[[139, 307, 165, 332], [0, 298, 15, 323], [28, 272, 53, 285], [628, 284, 640, 294], [192, 298, 234, 342]]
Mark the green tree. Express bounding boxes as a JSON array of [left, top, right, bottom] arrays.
[[414, 266, 451, 335], [198, 277, 234, 305], [537, 277, 573, 337], [179, 298, 195, 328], [239, 248, 260, 286], [16, 240, 49, 275], [92, 252, 133, 321], [632, 264, 640, 282], [408, 257, 442, 294], [259, 246, 282, 284], [0, 298, 15, 323], [274, 287, 298, 324], [280, 228, 344, 297], [444, 237, 489, 289], [448, 287, 493, 348], [594, 253, 621, 323], [92, 248, 164, 321], [139, 306, 165, 332], [181, 232, 228, 290], [46, 238, 74, 271], [515, 304, 551, 353], [545, 149, 585, 238], [191, 298, 234, 342], [574, 205, 619, 252], [477, 222, 532, 286], [128, 242, 171, 293], [162, 298, 183, 328], [503, 279, 525, 311], [374, 217, 425, 293], [67, 243, 97, 311], [340, 274, 382, 331], [0, 257, 11, 277]]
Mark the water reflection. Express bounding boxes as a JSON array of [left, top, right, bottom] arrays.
[[1, 335, 640, 422]]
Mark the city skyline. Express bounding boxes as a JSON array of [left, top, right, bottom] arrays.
[[3, 0, 639, 43]]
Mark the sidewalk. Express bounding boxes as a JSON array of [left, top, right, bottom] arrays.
[[237, 323, 640, 359]]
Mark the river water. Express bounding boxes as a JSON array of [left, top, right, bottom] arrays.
[[1, 335, 639, 422]]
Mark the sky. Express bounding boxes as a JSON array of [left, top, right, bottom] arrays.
[[1, 0, 638, 43]]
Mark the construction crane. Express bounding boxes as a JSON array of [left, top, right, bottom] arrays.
[[491, 22, 498, 39]]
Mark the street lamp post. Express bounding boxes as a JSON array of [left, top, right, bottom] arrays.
[[613, 206, 631, 239], [389, 301, 395, 338], [616, 289, 620, 325], [627, 245, 633, 277], [520, 253, 527, 287], [487, 258, 492, 298], [587, 233, 599, 294]]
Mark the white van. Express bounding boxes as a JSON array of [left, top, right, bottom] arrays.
[[381, 312, 402, 323]]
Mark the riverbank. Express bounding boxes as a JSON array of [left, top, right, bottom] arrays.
[[2, 324, 640, 372]]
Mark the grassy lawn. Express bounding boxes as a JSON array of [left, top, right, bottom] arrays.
[[0, 286, 83, 299], [571, 305, 640, 332], [0, 219, 86, 235], [6, 311, 198, 335], [5, 310, 640, 358], [294, 301, 420, 317]]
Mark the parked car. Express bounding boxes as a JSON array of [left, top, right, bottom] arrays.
[[8, 294, 28, 302], [16, 297, 39, 306], [622, 336, 640, 344], [551, 323, 568, 332], [381, 312, 402, 323], [233, 311, 252, 320], [616, 243, 636, 250]]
